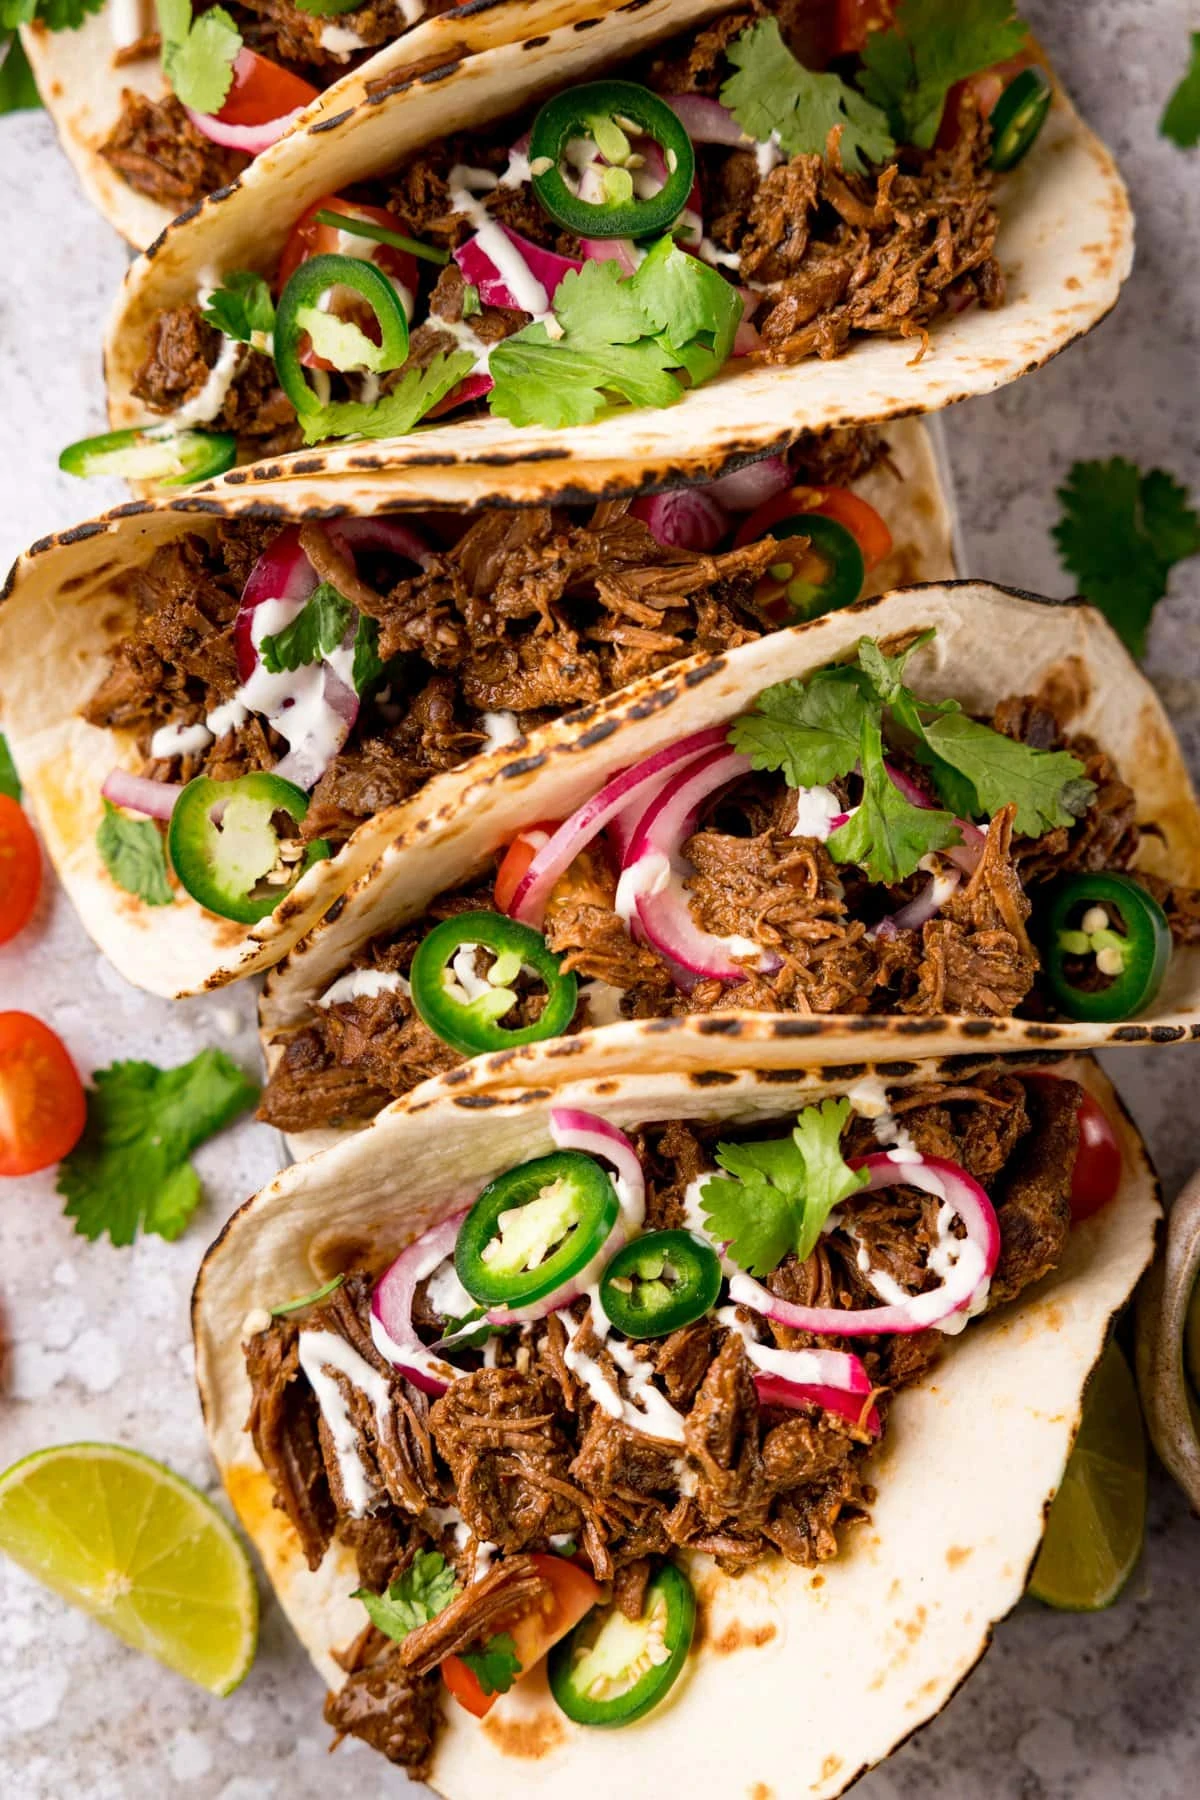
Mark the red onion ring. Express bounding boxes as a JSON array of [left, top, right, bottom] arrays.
[[452, 226, 582, 312], [621, 747, 781, 981], [579, 237, 639, 278], [630, 488, 729, 551], [728, 1152, 1000, 1336], [754, 1373, 882, 1437], [484, 1110, 645, 1326], [702, 455, 791, 512], [100, 769, 182, 820], [872, 865, 962, 941], [664, 94, 748, 145], [185, 102, 309, 154], [235, 525, 320, 682], [884, 760, 986, 875], [371, 1211, 467, 1395], [506, 727, 728, 926]]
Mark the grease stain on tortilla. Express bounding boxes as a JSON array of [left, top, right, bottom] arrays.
[[481, 1705, 566, 1760], [708, 1619, 778, 1656], [818, 1756, 843, 1784], [946, 1545, 973, 1568], [748, 1785, 773, 1800]]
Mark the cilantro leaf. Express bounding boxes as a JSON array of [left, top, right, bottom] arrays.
[[0, 32, 41, 113], [1161, 31, 1200, 148], [57, 1050, 258, 1246], [296, 349, 473, 446], [159, 0, 240, 118], [858, 0, 1028, 149], [0, 731, 20, 802], [632, 235, 742, 370], [727, 667, 872, 788], [201, 271, 275, 346], [488, 326, 683, 428], [552, 258, 651, 346], [459, 1633, 522, 1698], [701, 1100, 867, 1276], [723, 19, 894, 175], [701, 1138, 806, 1276], [355, 1551, 460, 1641], [96, 801, 174, 906], [259, 583, 352, 674], [1053, 458, 1200, 656], [0, 0, 103, 29], [790, 1098, 870, 1260], [828, 710, 960, 884], [855, 629, 937, 704], [351, 615, 385, 694], [915, 708, 1093, 837]]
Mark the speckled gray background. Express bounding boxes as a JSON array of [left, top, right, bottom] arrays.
[[1, 1, 1198, 1794]]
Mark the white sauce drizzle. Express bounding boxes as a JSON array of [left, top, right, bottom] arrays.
[[579, 979, 626, 1027], [169, 334, 242, 429], [697, 238, 741, 271], [425, 1257, 476, 1322], [318, 22, 368, 54], [790, 785, 843, 843], [432, 315, 493, 376], [318, 969, 411, 1009], [480, 709, 520, 751], [716, 1306, 845, 1384], [206, 697, 251, 737], [561, 1287, 686, 1444], [231, 597, 355, 789], [149, 719, 213, 759], [448, 165, 553, 322], [754, 131, 784, 179], [241, 1307, 272, 1338], [297, 1330, 393, 1518]]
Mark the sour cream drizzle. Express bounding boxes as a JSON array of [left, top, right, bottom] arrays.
[[297, 1330, 393, 1517], [149, 719, 213, 759], [167, 333, 242, 429], [318, 969, 411, 1009], [233, 596, 356, 785], [448, 165, 554, 323], [561, 1286, 686, 1444]]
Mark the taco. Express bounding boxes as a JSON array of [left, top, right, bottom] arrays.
[[0, 420, 946, 997], [82, 0, 1132, 500], [192, 1052, 1159, 1794], [254, 580, 1200, 1157], [23, 0, 637, 251]]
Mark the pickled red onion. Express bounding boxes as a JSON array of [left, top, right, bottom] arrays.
[[371, 1211, 467, 1395]]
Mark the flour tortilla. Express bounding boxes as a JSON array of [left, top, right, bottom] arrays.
[[0, 418, 948, 999], [191, 1053, 1160, 1800], [22, 0, 654, 251], [260, 579, 1200, 1162], [101, 3, 1133, 502]]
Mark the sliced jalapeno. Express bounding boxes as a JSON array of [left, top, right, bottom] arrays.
[[753, 512, 866, 623], [549, 1561, 695, 1726], [990, 66, 1053, 172], [274, 252, 411, 417], [529, 80, 695, 240], [59, 427, 237, 486], [409, 911, 578, 1056], [1041, 872, 1171, 1022], [167, 772, 323, 924], [455, 1151, 619, 1309], [599, 1230, 721, 1339]]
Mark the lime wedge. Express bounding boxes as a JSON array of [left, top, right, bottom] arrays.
[[0, 1442, 257, 1693], [1028, 1340, 1146, 1611]]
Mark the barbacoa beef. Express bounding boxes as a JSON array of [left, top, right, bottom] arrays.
[[101, 92, 246, 210], [245, 1072, 1077, 1774]]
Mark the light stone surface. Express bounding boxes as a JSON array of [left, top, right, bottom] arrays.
[[0, 1, 1198, 1794]]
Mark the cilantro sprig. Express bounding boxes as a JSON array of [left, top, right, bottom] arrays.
[[97, 801, 174, 906], [258, 582, 384, 695], [459, 1633, 522, 1697], [700, 1099, 868, 1277], [201, 272, 275, 347], [1053, 458, 1200, 657], [488, 239, 741, 429], [295, 349, 473, 447], [57, 1050, 259, 1246], [1161, 31, 1200, 149], [157, 0, 241, 117], [355, 1551, 460, 1639], [857, 0, 1028, 149], [729, 631, 1092, 883], [722, 19, 894, 175]]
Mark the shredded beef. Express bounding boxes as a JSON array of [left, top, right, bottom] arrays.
[[429, 1368, 584, 1548], [324, 1647, 441, 1773], [243, 1317, 335, 1571], [101, 92, 246, 209], [132, 307, 301, 454]]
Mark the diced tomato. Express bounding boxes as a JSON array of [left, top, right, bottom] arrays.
[[441, 1554, 601, 1719], [936, 50, 1038, 149], [832, 0, 896, 55], [734, 484, 893, 571], [0, 796, 40, 945], [1025, 1075, 1122, 1222], [278, 195, 420, 370], [216, 49, 319, 129], [494, 822, 559, 915], [0, 1013, 87, 1177]]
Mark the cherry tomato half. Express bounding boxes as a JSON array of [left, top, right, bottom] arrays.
[[1025, 1074, 1122, 1222], [936, 50, 1038, 150], [278, 196, 420, 370], [733, 484, 892, 571], [441, 1553, 601, 1718], [494, 822, 559, 916], [0, 1013, 87, 1177], [0, 795, 40, 945], [216, 49, 319, 129]]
